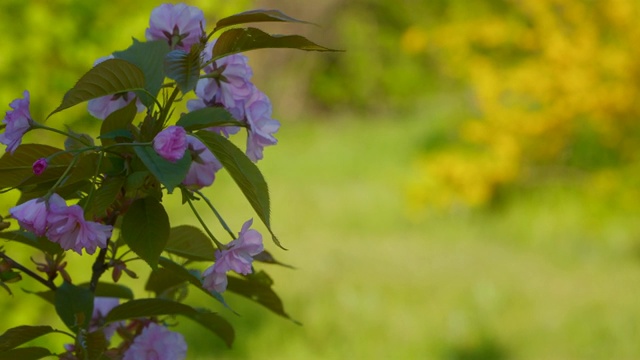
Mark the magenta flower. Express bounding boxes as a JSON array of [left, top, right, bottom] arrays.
[[46, 202, 112, 255], [146, 3, 205, 51], [123, 323, 187, 360], [0, 90, 32, 154], [32, 158, 48, 176], [87, 56, 145, 120], [202, 219, 264, 293], [9, 196, 56, 237], [182, 135, 222, 190], [153, 126, 188, 162], [244, 90, 280, 162], [90, 297, 121, 341]]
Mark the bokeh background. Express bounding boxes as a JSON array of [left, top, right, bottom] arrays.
[[2, 0, 640, 358]]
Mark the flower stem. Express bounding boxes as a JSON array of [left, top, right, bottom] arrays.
[[185, 196, 224, 249], [31, 123, 93, 147], [0, 251, 56, 291], [194, 190, 235, 240]]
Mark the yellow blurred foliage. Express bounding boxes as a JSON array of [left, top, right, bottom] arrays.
[[411, 0, 640, 209]]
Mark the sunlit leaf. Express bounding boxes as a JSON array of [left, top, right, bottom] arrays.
[[213, 9, 312, 33], [54, 282, 94, 333], [121, 197, 170, 270], [113, 39, 171, 107], [48, 59, 145, 118], [165, 225, 216, 261], [176, 107, 243, 131], [195, 131, 283, 249], [133, 146, 191, 194], [164, 49, 201, 93], [213, 27, 338, 60]]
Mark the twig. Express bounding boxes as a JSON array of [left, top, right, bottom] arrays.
[[0, 251, 56, 291]]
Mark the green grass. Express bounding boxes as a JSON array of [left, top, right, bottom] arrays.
[[3, 113, 640, 359]]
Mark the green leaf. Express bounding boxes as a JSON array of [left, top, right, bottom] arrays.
[[158, 257, 234, 312], [100, 99, 138, 147], [113, 39, 171, 107], [0, 347, 52, 360], [145, 268, 187, 297], [213, 27, 338, 60], [164, 49, 201, 93], [48, 59, 145, 118], [85, 330, 107, 360], [0, 231, 62, 255], [0, 144, 72, 190], [213, 9, 312, 33], [54, 282, 94, 333], [105, 298, 234, 348], [251, 250, 295, 268], [194, 131, 283, 249], [78, 282, 134, 300], [0, 325, 55, 352], [176, 107, 243, 131], [121, 197, 170, 270], [64, 128, 94, 152], [133, 145, 191, 194], [88, 176, 125, 219], [227, 274, 298, 323], [165, 225, 216, 261]]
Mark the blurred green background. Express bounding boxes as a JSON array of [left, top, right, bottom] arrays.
[[3, 0, 640, 359]]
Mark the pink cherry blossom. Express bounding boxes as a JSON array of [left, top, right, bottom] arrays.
[[90, 297, 121, 341], [202, 219, 264, 293], [244, 90, 280, 162], [123, 323, 187, 360], [182, 135, 222, 190], [32, 158, 48, 175], [87, 55, 145, 120], [0, 90, 32, 154], [194, 41, 255, 121], [46, 202, 112, 255], [153, 126, 188, 162], [9, 195, 57, 237], [145, 3, 205, 51]]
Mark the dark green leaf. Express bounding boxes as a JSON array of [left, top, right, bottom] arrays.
[[133, 145, 191, 194], [176, 107, 243, 131], [213, 27, 338, 60], [164, 49, 201, 93], [48, 59, 145, 118], [0, 231, 62, 255], [85, 330, 108, 360], [158, 257, 234, 312], [195, 131, 283, 249], [78, 282, 134, 300], [0, 347, 52, 360], [113, 39, 171, 107], [100, 99, 138, 147], [121, 197, 170, 270], [0, 145, 72, 190], [64, 128, 94, 152], [253, 250, 295, 268], [165, 225, 216, 261], [227, 275, 298, 323], [105, 298, 234, 347], [0, 325, 55, 352], [213, 9, 312, 33], [88, 176, 125, 219], [54, 282, 94, 333], [17, 180, 92, 204], [145, 268, 186, 296], [98, 129, 133, 140]]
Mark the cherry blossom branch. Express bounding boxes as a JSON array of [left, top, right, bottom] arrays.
[[89, 213, 119, 293], [0, 251, 56, 291]]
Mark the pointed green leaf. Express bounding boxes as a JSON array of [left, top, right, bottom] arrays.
[[113, 39, 171, 107], [0, 231, 62, 255], [100, 99, 138, 147], [194, 131, 283, 249], [77, 282, 134, 300], [54, 282, 94, 333], [253, 250, 294, 269], [213, 27, 338, 60], [0, 325, 55, 352], [176, 107, 243, 131], [165, 225, 216, 261], [164, 49, 201, 93], [121, 197, 170, 270], [213, 9, 312, 33], [133, 146, 191, 194], [0, 347, 52, 360], [145, 267, 187, 297], [0, 145, 72, 190], [105, 298, 234, 347], [88, 176, 125, 218], [227, 274, 298, 323], [48, 59, 145, 118]]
